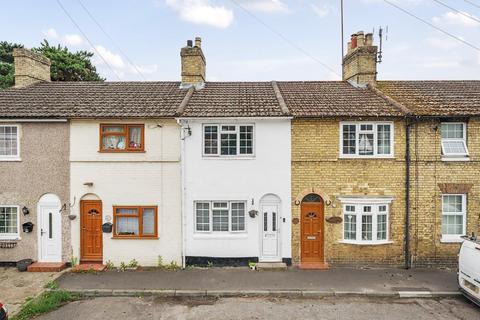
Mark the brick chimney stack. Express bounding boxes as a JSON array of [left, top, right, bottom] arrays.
[[180, 37, 206, 87], [342, 31, 378, 86], [13, 48, 51, 88]]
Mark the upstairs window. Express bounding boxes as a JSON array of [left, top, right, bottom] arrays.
[[340, 122, 393, 158], [441, 123, 468, 159], [100, 124, 144, 152], [0, 125, 19, 160], [203, 124, 254, 157]]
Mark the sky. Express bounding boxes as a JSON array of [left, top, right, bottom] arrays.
[[1, 0, 480, 81]]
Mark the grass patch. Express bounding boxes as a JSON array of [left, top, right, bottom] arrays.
[[11, 289, 77, 320]]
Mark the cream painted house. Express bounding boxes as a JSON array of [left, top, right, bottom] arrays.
[[69, 118, 182, 266]]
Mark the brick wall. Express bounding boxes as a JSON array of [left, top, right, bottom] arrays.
[[291, 118, 406, 266], [409, 119, 480, 267]]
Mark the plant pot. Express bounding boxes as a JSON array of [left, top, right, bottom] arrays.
[[68, 214, 76, 220], [17, 259, 33, 272]]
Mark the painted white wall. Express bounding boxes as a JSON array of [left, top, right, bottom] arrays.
[[70, 119, 182, 266], [180, 118, 291, 261]]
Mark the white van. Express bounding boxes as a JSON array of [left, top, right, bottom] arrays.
[[458, 234, 480, 306]]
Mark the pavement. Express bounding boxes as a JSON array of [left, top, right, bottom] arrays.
[[57, 267, 461, 298], [36, 296, 480, 320], [0, 267, 62, 315]]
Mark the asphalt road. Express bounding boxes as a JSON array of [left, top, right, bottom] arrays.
[[38, 296, 480, 320]]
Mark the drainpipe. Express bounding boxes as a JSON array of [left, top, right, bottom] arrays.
[[405, 118, 412, 269], [177, 118, 188, 268]]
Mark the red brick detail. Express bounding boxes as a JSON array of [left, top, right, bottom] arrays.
[[438, 183, 473, 194], [27, 262, 66, 272]]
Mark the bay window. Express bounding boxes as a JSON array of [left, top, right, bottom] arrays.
[[340, 198, 392, 244]]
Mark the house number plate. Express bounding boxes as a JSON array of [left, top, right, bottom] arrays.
[[307, 236, 316, 240]]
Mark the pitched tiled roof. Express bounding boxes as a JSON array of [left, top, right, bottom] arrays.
[[377, 81, 480, 116], [277, 81, 404, 117], [180, 82, 285, 117], [0, 80, 406, 118], [0, 82, 187, 118]]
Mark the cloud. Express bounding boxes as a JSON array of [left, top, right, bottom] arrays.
[[240, 0, 288, 13], [432, 11, 480, 28], [93, 45, 158, 79], [64, 34, 84, 46], [43, 28, 58, 39], [426, 35, 462, 50], [165, 0, 234, 28], [42, 28, 84, 47], [310, 3, 331, 18]]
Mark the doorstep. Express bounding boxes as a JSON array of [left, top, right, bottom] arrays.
[[298, 262, 329, 270], [72, 263, 106, 272], [27, 262, 66, 272], [256, 262, 287, 271]]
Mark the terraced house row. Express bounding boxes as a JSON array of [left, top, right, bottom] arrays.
[[0, 32, 479, 270]]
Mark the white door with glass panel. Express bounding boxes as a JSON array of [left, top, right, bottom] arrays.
[[39, 205, 62, 262], [260, 205, 280, 261]]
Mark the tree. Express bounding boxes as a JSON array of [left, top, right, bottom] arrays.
[[0, 41, 23, 89], [0, 40, 104, 88], [33, 40, 104, 82]]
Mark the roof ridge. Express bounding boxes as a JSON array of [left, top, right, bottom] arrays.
[[271, 81, 290, 115], [367, 84, 413, 116], [175, 87, 194, 116]]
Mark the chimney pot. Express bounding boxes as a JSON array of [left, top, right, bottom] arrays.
[[180, 36, 206, 86], [342, 30, 378, 86], [195, 37, 201, 48]]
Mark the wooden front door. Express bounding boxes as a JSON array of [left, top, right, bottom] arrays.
[[80, 200, 103, 262], [301, 196, 324, 262]]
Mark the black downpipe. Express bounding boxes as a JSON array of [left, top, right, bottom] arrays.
[[405, 119, 412, 269]]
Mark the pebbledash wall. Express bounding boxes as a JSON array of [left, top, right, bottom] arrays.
[[69, 119, 182, 266], [0, 122, 70, 263], [409, 119, 480, 267], [180, 118, 292, 265], [291, 118, 407, 266]]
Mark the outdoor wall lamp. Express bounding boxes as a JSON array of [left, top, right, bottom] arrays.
[[22, 206, 29, 215]]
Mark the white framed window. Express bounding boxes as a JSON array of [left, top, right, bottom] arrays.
[[203, 124, 254, 157], [339, 197, 393, 245], [441, 123, 469, 159], [0, 125, 20, 160], [195, 201, 246, 233], [0, 206, 20, 240], [441, 194, 467, 242], [340, 122, 393, 158]]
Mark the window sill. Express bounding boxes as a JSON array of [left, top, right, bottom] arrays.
[[202, 156, 255, 160], [440, 236, 464, 243], [99, 150, 146, 153], [193, 233, 248, 240], [338, 240, 393, 246], [0, 157, 21, 162], [441, 157, 470, 162], [339, 155, 395, 160], [111, 236, 158, 240], [0, 237, 21, 241]]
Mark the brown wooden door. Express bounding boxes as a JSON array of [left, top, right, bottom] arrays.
[[80, 200, 103, 262], [301, 201, 324, 262]]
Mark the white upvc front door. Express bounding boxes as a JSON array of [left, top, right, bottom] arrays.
[[260, 204, 280, 262], [38, 205, 62, 262]]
